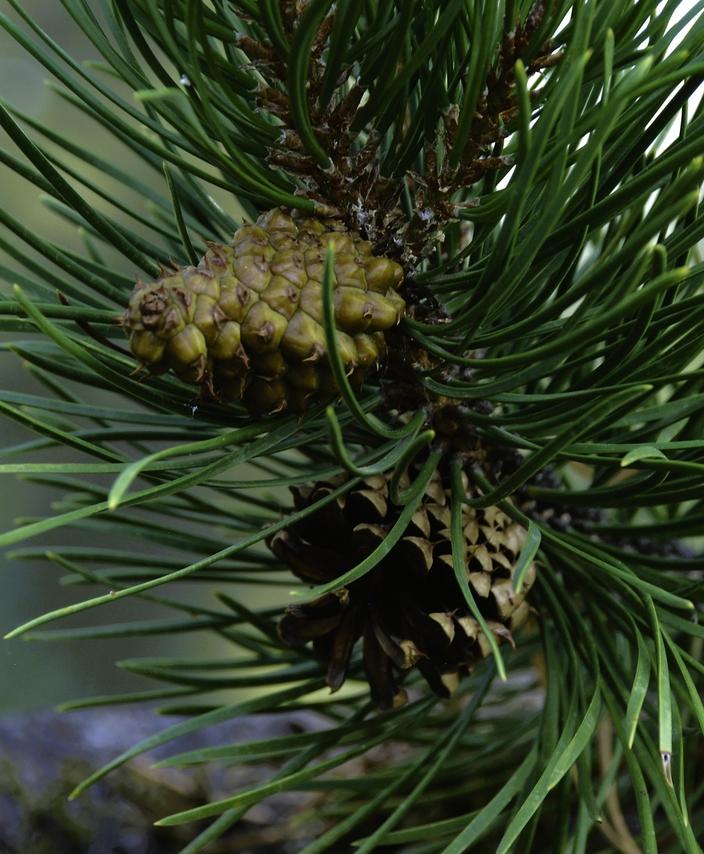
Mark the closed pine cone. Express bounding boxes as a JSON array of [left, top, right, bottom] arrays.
[[123, 209, 405, 413]]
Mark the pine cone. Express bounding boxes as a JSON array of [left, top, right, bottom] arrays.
[[269, 469, 536, 708], [122, 209, 405, 413]]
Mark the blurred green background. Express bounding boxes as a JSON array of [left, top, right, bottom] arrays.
[[0, 4, 256, 712]]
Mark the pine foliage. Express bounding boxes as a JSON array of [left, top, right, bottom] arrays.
[[1, 1, 704, 850]]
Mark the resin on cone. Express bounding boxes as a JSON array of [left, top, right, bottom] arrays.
[[269, 468, 536, 708], [123, 209, 405, 413]]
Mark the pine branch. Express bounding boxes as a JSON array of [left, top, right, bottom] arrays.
[[1, 1, 704, 851]]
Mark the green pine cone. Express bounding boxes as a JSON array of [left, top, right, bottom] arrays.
[[123, 209, 405, 413]]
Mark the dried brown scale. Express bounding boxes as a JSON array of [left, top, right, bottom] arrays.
[[235, 36, 280, 66], [122, 209, 405, 414], [355, 131, 381, 175], [281, 1, 299, 31], [268, 151, 320, 178], [257, 86, 290, 110], [256, 86, 292, 124], [527, 0, 547, 31], [270, 466, 536, 708], [458, 155, 514, 187], [312, 12, 335, 59], [331, 84, 365, 132], [534, 48, 565, 69], [278, 128, 304, 152]]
